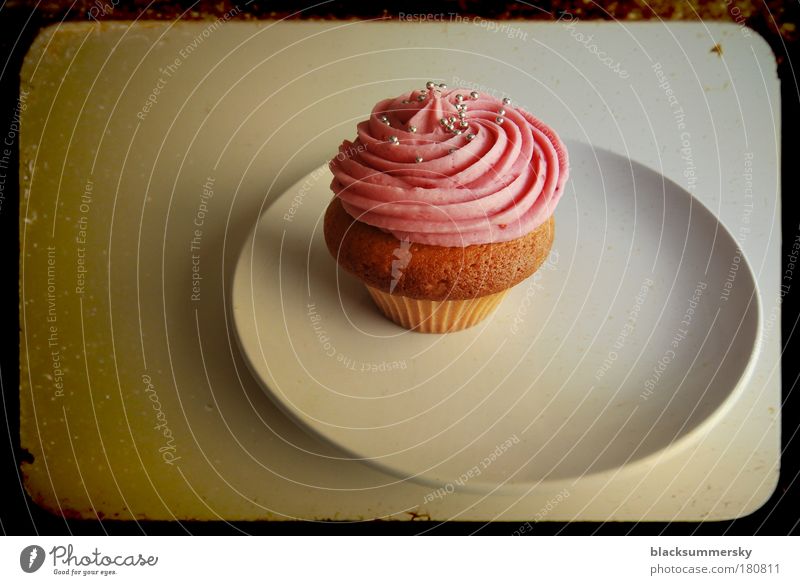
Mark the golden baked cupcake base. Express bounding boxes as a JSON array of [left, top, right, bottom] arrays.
[[366, 286, 508, 333], [325, 197, 555, 332], [324, 197, 555, 300]]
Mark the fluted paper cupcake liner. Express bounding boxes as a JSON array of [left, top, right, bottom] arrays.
[[365, 286, 508, 333]]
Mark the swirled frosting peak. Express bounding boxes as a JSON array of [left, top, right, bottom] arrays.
[[329, 85, 569, 247]]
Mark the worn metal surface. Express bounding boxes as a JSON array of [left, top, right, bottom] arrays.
[[20, 20, 780, 521]]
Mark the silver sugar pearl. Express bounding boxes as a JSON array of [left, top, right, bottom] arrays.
[[460, 121, 469, 128], [466, 133, 475, 141], [415, 156, 423, 163], [439, 83, 447, 89], [502, 97, 512, 105], [455, 94, 464, 103], [426, 81, 435, 90], [388, 135, 399, 144], [449, 148, 456, 154], [449, 116, 457, 123], [495, 116, 504, 124], [402, 99, 410, 104], [470, 91, 479, 99], [417, 94, 426, 102], [498, 108, 506, 116], [408, 125, 417, 133], [454, 129, 463, 135]]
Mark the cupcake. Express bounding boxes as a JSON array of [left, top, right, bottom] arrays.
[[324, 83, 569, 333]]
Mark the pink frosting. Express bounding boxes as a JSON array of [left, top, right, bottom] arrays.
[[329, 87, 569, 247]]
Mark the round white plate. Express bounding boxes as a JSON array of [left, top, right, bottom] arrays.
[[231, 140, 760, 492]]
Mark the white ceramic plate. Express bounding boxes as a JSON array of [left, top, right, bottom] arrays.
[[232, 140, 760, 492]]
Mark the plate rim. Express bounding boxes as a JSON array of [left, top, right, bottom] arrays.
[[230, 139, 763, 493]]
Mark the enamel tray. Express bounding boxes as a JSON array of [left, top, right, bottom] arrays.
[[20, 20, 779, 521]]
